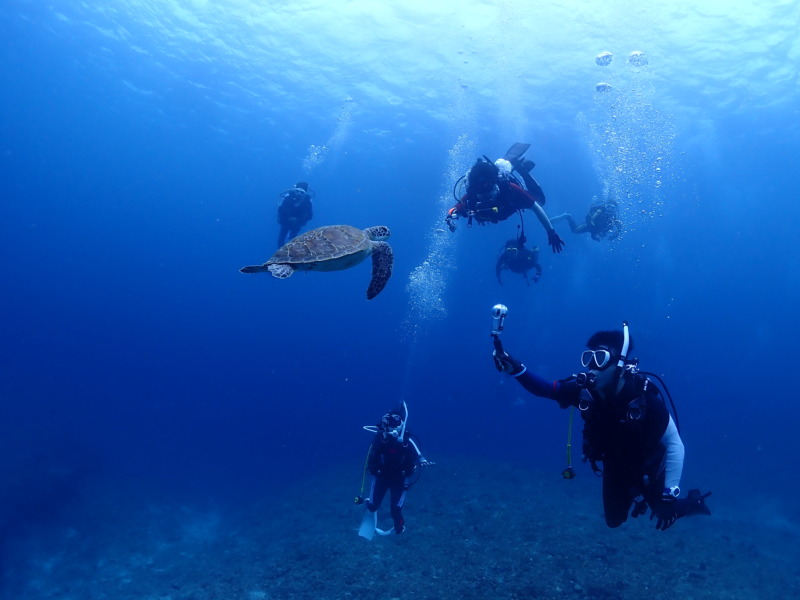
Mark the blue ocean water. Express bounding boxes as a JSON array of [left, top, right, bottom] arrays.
[[2, 0, 800, 594]]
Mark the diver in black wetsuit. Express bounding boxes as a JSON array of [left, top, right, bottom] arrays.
[[276, 181, 314, 247], [552, 199, 622, 241], [492, 323, 711, 530], [356, 402, 432, 536], [496, 237, 542, 285], [445, 143, 565, 254]]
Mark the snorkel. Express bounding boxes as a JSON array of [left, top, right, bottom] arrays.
[[611, 321, 631, 391], [618, 321, 631, 370], [397, 400, 408, 442]]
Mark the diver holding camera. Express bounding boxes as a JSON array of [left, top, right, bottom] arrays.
[[490, 308, 711, 531]]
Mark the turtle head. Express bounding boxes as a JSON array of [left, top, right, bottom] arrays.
[[365, 226, 391, 241]]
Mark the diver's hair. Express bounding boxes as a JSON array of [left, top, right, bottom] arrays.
[[586, 330, 633, 356], [388, 403, 407, 421], [466, 159, 498, 189], [295, 181, 309, 191]]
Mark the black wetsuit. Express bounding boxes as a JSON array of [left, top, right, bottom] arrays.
[[586, 202, 619, 240], [515, 370, 674, 527], [366, 433, 421, 533], [277, 190, 313, 246], [496, 244, 542, 285]]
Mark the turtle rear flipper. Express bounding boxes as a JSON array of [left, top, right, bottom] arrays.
[[240, 265, 270, 274], [239, 264, 295, 279], [367, 241, 393, 300]]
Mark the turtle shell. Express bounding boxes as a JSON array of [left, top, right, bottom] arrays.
[[266, 225, 370, 266]]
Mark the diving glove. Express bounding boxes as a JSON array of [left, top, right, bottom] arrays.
[[651, 489, 712, 531], [492, 337, 526, 376], [652, 497, 678, 531], [547, 228, 565, 254]]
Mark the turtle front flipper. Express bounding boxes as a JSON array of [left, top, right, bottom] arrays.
[[366, 241, 393, 299], [267, 263, 295, 279]]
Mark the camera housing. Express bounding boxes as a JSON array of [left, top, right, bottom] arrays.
[[491, 303, 508, 335]]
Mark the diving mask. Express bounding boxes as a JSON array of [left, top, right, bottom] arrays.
[[581, 349, 613, 370], [381, 413, 404, 440]]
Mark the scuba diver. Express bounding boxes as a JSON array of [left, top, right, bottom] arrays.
[[492, 322, 712, 531], [276, 181, 314, 247], [496, 236, 542, 285], [356, 402, 433, 539], [445, 143, 565, 254], [551, 199, 622, 241]]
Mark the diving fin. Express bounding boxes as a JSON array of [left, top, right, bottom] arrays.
[[504, 142, 530, 162], [358, 508, 377, 540], [504, 142, 536, 174], [676, 489, 712, 518], [514, 157, 536, 173]]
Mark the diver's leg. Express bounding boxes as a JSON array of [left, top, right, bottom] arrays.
[[389, 480, 408, 533], [367, 477, 388, 513], [551, 213, 582, 233], [277, 225, 289, 248], [602, 463, 637, 528]]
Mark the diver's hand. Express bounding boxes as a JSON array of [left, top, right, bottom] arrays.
[[651, 497, 678, 531], [420, 457, 435, 467], [492, 338, 526, 376], [547, 229, 565, 254], [493, 351, 525, 375], [445, 214, 457, 232]]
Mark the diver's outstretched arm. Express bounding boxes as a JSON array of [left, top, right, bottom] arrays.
[[495, 259, 505, 285], [530, 203, 565, 253], [530, 202, 555, 232]]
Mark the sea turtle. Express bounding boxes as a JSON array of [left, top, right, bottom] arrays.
[[240, 225, 393, 300]]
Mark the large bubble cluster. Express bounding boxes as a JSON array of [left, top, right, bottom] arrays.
[[595, 51, 613, 66], [582, 49, 677, 237], [627, 51, 648, 67], [301, 144, 328, 173], [301, 98, 353, 174], [403, 133, 476, 342]]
